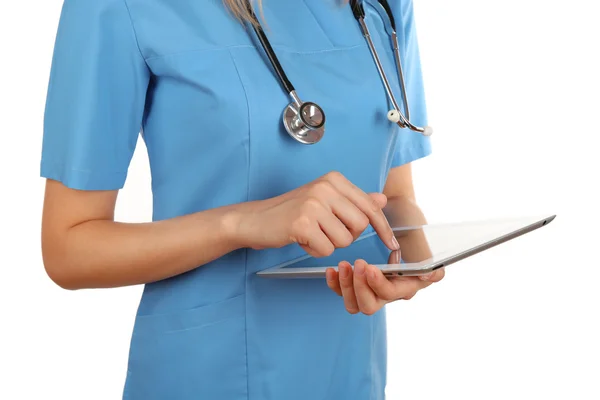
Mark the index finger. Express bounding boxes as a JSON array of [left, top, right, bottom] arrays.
[[327, 175, 398, 251]]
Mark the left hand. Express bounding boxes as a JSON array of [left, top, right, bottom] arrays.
[[325, 256, 445, 315]]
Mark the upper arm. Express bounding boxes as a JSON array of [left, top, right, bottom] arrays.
[[383, 163, 416, 201], [43, 180, 118, 234], [40, 0, 149, 264], [41, 180, 118, 280]]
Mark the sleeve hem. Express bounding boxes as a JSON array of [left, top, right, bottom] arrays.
[[40, 160, 127, 191], [390, 139, 432, 168]]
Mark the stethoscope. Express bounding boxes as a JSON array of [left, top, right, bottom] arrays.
[[247, 0, 433, 145]]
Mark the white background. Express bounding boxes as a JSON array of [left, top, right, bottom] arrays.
[[1, 0, 598, 399]]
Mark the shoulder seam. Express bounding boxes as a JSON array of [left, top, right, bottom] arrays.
[[121, 0, 147, 63]]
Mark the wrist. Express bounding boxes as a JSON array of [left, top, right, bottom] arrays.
[[220, 202, 259, 250]]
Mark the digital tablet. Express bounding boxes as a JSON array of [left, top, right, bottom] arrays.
[[257, 214, 556, 278]]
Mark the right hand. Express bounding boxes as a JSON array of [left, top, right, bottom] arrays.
[[237, 172, 400, 257]]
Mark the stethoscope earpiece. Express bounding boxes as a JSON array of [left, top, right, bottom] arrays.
[[388, 110, 433, 136], [387, 110, 400, 123]]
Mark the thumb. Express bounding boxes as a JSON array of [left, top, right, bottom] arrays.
[[368, 192, 388, 209]]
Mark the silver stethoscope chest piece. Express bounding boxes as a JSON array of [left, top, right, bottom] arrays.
[[283, 94, 325, 144]]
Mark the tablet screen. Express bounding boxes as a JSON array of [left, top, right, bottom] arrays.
[[278, 215, 551, 270]]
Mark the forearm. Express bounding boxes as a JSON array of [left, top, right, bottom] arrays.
[[45, 205, 248, 290]]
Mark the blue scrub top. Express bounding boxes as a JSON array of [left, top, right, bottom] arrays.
[[41, 0, 431, 398]]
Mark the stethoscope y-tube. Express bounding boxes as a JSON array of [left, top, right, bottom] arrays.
[[248, 0, 432, 144]]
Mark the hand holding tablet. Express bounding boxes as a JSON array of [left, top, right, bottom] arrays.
[[324, 257, 446, 315]]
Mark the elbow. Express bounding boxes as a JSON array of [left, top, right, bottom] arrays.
[[44, 263, 83, 291], [42, 251, 85, 291], [51, 276, 84, 291], [42, 229, 89, 290]]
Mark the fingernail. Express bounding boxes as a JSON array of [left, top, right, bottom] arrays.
[[339, 266, 349, 279], [392, 235, 400, 250], [355, 262, 365, 276], [392, 250, 400, 264], [419, 272, 434, 281], [368, 267, 377, 280], [326, 269, 334, 281]]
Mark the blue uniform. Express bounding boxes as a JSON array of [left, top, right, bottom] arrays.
[[41, 0, 431, 398]]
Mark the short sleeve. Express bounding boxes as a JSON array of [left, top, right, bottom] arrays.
[[41, 0, 150, 190], [389, 0, 432, 168]]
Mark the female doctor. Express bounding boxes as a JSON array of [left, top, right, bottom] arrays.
[[40, 0, 444, 398]]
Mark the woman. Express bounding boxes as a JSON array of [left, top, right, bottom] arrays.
[[40, 0, 444, 398]]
